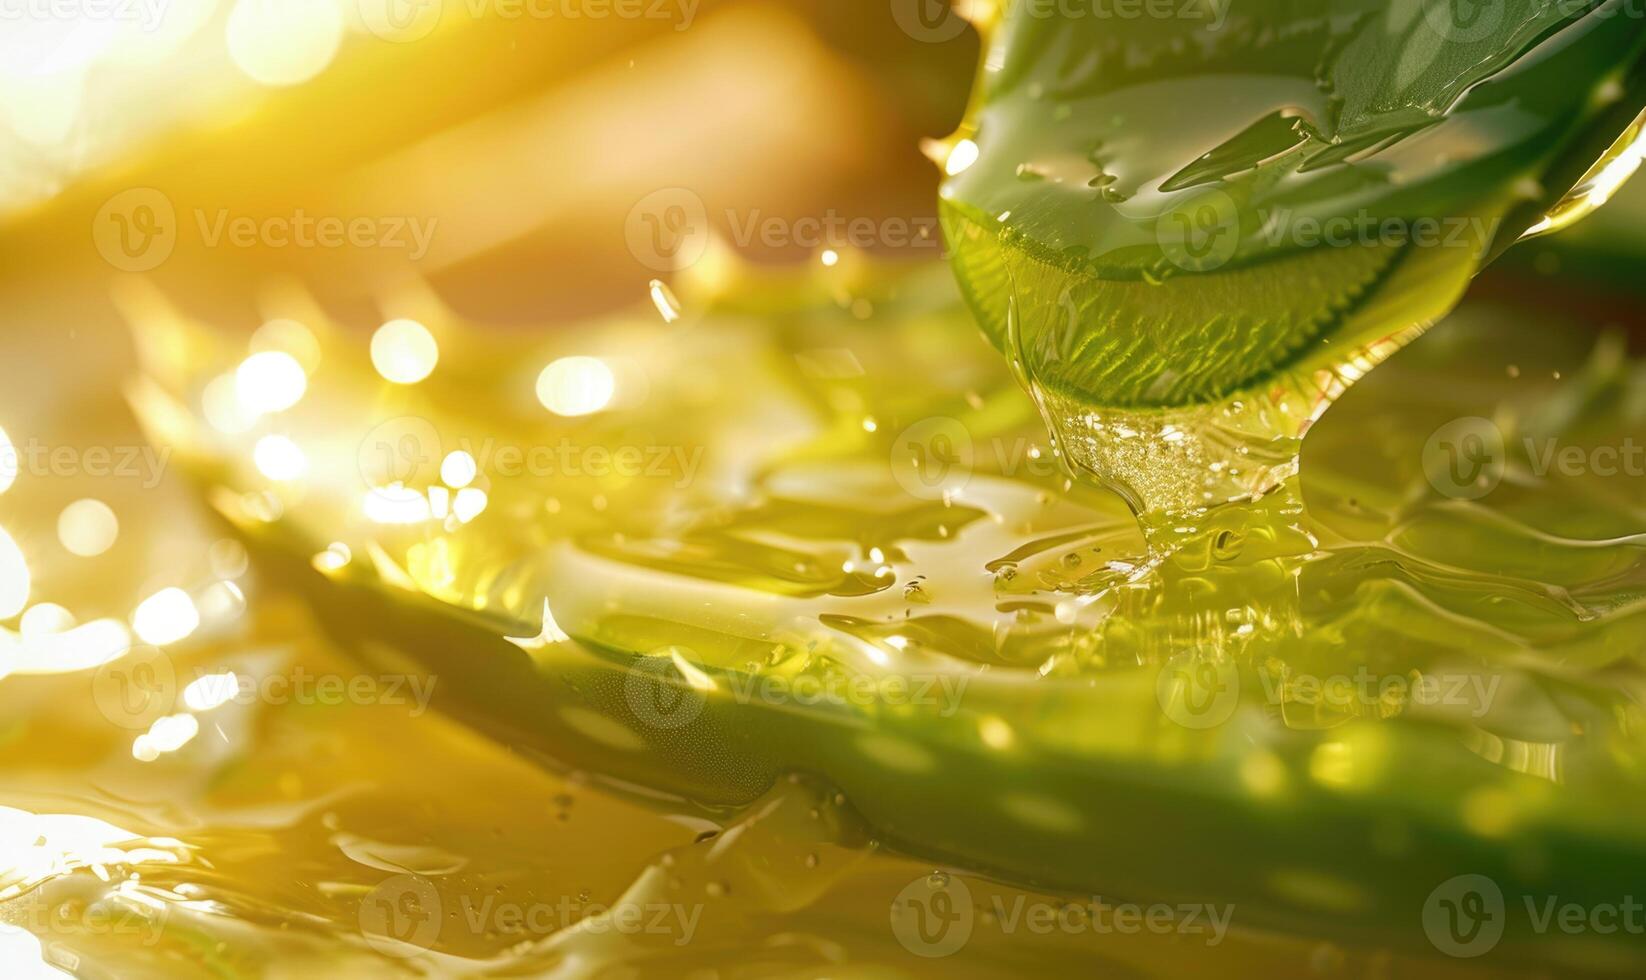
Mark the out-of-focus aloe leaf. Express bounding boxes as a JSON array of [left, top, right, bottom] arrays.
[[941, 0, 1646, 410]]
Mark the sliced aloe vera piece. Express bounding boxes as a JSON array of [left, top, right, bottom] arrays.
[[941, 0, 1646, 513]]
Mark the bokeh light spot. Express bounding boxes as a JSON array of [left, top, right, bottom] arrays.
[[440, 450, 477, 488], [371, 319, 439, 384], [536, 356, 615, 416], [132, 587, 199, 646], [253, 434, 308, 481], [226, 0, 343, 87], [57, 498, 119, 557], [236, 351, 307, 415]]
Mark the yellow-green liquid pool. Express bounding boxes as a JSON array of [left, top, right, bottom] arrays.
[[3, 247, 1621, 976]]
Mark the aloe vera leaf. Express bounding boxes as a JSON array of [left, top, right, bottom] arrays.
[[941, 0, 1646, 410]]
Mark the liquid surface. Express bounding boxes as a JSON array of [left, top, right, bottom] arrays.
[[0, 254, 1628, 974]]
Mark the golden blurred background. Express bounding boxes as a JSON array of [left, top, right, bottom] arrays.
[[0, 4, 986, 976]]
